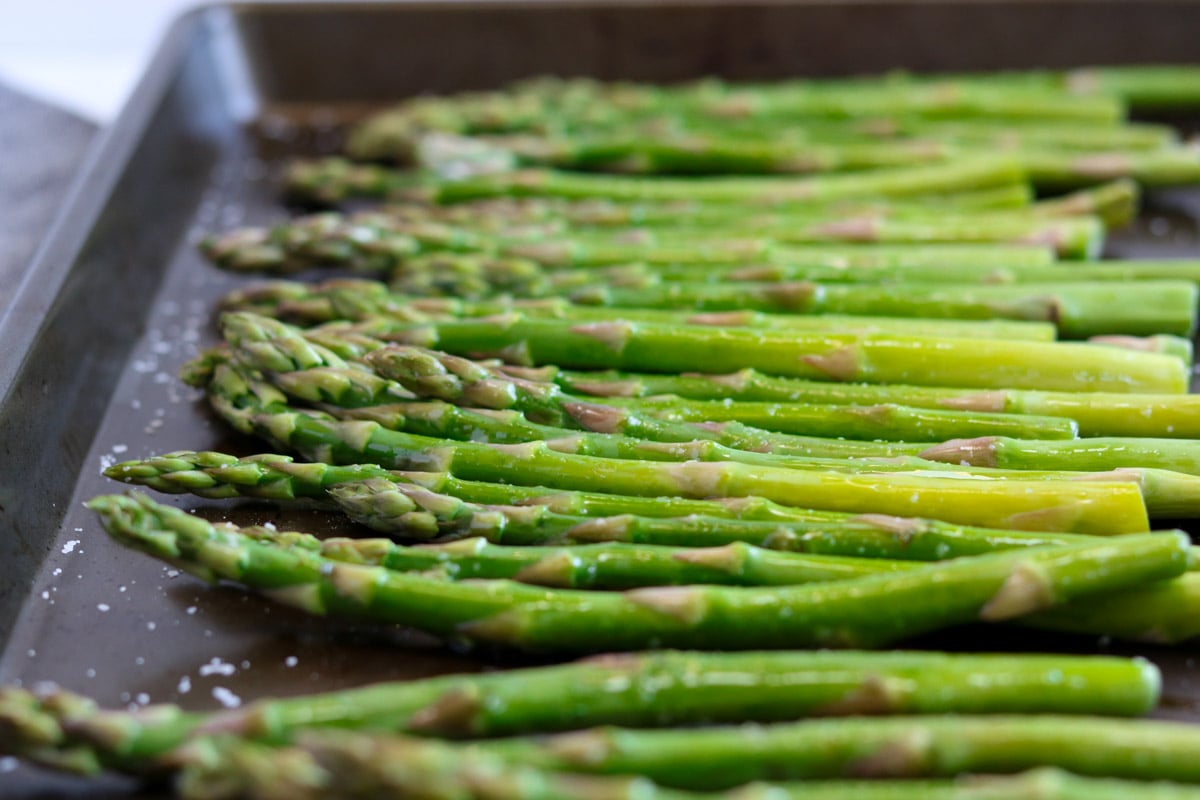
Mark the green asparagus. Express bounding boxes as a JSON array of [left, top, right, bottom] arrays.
[[553, 366, 1200, 438], [89, 493, 1186, 652]]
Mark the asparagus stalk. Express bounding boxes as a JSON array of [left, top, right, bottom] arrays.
[[285, 156, 1045, 211], [352, 83, 1123, 153], [672, 258, 1200, 288], [180, 732, 1200, 800], [1026, 571, 1200, 644], [212, 202, 1059, 273], [656, 115, 1175, 152], [920, 436, 1200, 476], [481, 714, 1200, 789], [246, 523, 918, 587], [205, 211, 1078, 274], [562, 280, 1198, 338], [593, 392, 1074, 442], [468, 128, 1197, 191], [485, 132, 955, 175], [12, 643, 1159, 781], [430, 159, 1027, 204], [176, 731, 689, 800], [220, 278, 1063, 342], [457, 532, 1189, 652], [369, 314, 1189, 393], [553, 367, 1200, 438], [90, 493, 1187, 652], [1019, 147, 1200, 189], [102, 451, 847, 523], [854, 65, 1200, 110]]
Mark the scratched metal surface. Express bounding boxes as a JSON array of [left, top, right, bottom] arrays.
[[4, 2, 1200, 795]]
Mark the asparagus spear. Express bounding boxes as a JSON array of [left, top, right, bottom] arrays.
[[11, 646, 1159, 780], [676, 257, 1200, 287], [176, 731, 689, 800], [286, 156, 1046, 212], [430, 159, 1026, 204], [351, 84, 1124, 157], [205, 211, 1079, 274], [179, 731, 1200, 800], [481, 714, 1200, 789], [370, 251, 1200, 294], [466, 128, 1198, 190], [458, 532, 1188, 652], [213, 200, 1060, 272], [852, 65, 1200, 110], [90, 493, 1186, 652], [553, 367, 1200, 438], [101, 451, 847, 522], [485, 132, 955, 175], [652, 114, 1175, 152], [247, 522, 918, 587], [920, 436, 1200, 476], [561, 280, 1198, 338], [221, 278, 1063, 342], [1026, 571, 1200, 644], [368, 314, 1189, 393]]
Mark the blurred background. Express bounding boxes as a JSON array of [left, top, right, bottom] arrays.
[[2, 0, 192, 121]]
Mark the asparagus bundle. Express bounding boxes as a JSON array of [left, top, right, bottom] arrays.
[[194, 358, 1154, 532], [24, 63, 1200, 796]]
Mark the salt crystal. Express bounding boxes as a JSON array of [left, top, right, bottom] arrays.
[[199, 658, 236, 677], [212, 687, 242, 709]]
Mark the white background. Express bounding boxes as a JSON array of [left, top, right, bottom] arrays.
[[1, 0, 196, 121]]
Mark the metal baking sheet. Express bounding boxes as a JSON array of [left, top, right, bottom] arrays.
[[6, 1, 1200, 795]]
